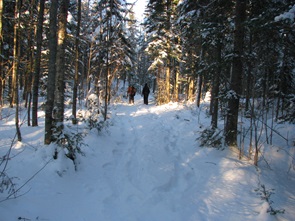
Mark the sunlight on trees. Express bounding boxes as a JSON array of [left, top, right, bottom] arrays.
[[0, 0, 293, 165]]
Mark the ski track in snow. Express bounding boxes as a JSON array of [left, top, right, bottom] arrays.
[[0, 95, 294, 221]]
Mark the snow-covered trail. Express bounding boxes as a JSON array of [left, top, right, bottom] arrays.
[[98, 96, 201, 220], [82, 95, 264, 221], [1, 95, 293, 221]]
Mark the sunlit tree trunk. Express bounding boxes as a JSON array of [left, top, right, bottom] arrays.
[[45, 0, 58, 145], [173, 66, 179, 102], [54, 0, 70, 132], [12, 0, 22, 141], [165, 0, 171, 104], [165, 65, 170, 103], [32, 0, 45, 126]]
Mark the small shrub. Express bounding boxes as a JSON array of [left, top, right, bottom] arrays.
[[197, 127, 223, 149], [255, 184, 285, 215], [54, 127, 87, 170], [0, 171, 16, 196]]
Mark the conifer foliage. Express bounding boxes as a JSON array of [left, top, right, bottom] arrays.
[[143, 0, 295, 160], [0, 0, 294, 166], [144, 0, 181, 104]]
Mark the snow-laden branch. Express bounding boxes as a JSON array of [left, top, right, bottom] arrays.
[[275, 5, 295, 23]]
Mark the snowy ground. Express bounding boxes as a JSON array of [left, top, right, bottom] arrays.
[[0, 94, 294, 221]]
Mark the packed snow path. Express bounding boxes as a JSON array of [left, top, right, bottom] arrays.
[[1, 95, 294, 221], [79, 95, 286, 221]]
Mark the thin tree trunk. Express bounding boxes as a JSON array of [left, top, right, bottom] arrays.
[[45, 0, 58, 145], [165, 65, 170, 103], [72, 0, 81, 124], [174, 66, 179, 102], [32, 0, 45, 126], [196, 74, 202, 108], [211, 40, 222, 129], [104, 61, 109, 121], [13, 0, 22, 141], [25, 0, 35, 125], [86, 41, 93, 96], [104, 0, 113, 121], [165, 0, 171, 103], [187, 77, 194, 101], [245, 33, 252, 112], [196, 43, 205, 108]]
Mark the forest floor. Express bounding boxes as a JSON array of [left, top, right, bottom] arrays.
[[0, 94, 294, 221]]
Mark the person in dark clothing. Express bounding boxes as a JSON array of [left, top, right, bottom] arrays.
[[142, 83, 150, 105], [128, 86, 136, 104]]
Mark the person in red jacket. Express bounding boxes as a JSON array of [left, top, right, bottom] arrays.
[[127, 86, 136, 104]]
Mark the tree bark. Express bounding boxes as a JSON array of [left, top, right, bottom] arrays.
[[165, 65, 170, 103], [72, 0, 81, 124], [13, 0, 22, 141], [225, 0, 246, 147], [45, 0, 58, 145], [196, 74, 202, 108], [0, 0, 3, 107], [104, 0, 113, 121], [211, 39, 222, 129], [25, 0, 35, 126], [54, 0, 70, 131], [32, 0, 45, 126], [173, 66, 179, 102]]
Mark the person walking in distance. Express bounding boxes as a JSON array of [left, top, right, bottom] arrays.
[[127, 86, 136, 104], [142, 83, 150, 105]]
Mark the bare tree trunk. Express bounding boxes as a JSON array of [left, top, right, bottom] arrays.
[[248, 81, 255, 158], [165, 64, 170, 103], [25, 0, 35, 126], [0, 0, 3, 108], [104, 0, 113, 121], [13, 0, 22, 141], [104, 61, 109, 121], [32, 0, 45, 126], [86, 41, 93, 96], [196, 43, 205, 108], [54, 0, 70, 132], [72, 0, 81, 124], [187, 77, 194, 101], [211, 39, 222, 129], [245, 33, 252, 112], [196, 74, 202, 108], [45, 0, 58, 145], [225, 0, 246, 147], [173, 66, 179, 102]]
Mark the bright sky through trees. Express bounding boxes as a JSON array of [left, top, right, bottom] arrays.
[[128, 0, 147, 21]]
